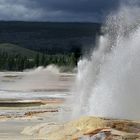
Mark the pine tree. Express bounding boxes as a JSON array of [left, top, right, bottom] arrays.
[[35, 53, 40, 67]]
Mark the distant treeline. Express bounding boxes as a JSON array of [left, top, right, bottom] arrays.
[[0, 51, 80, 71], [0, 22, 101, 71]]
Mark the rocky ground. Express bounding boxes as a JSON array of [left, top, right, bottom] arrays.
[[22, 116, 140, 140]]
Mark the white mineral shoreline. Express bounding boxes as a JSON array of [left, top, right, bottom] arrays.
[[0, 71, 75, 139], [0, 101, 63, 140]]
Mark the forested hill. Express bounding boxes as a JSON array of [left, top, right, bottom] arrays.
[[0, 21, 101, 54], [0, 43, 38, 58], [0, 43, 78, 71], [0, 22, 101, 71]]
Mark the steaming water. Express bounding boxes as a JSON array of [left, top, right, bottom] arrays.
[[0, 65, 74, 116], [71, 5, 140, 120]]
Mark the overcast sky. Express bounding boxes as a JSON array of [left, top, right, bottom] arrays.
[[0, 0, 139, 22]]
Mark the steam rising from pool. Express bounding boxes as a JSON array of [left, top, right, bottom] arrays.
[[71, 5, 140, 120], [0, 65, 60, 91], [0, 64, 74, 103]]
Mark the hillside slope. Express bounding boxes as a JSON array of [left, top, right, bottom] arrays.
[[0, 43, 38, 58]]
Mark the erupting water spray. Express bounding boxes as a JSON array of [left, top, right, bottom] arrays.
[[70, 4, 140, 120]]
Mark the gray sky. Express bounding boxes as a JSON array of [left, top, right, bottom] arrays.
[[0, 0, 139, 22]]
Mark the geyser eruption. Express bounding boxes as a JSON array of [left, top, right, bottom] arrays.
[[71, 5, 140, 120]]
